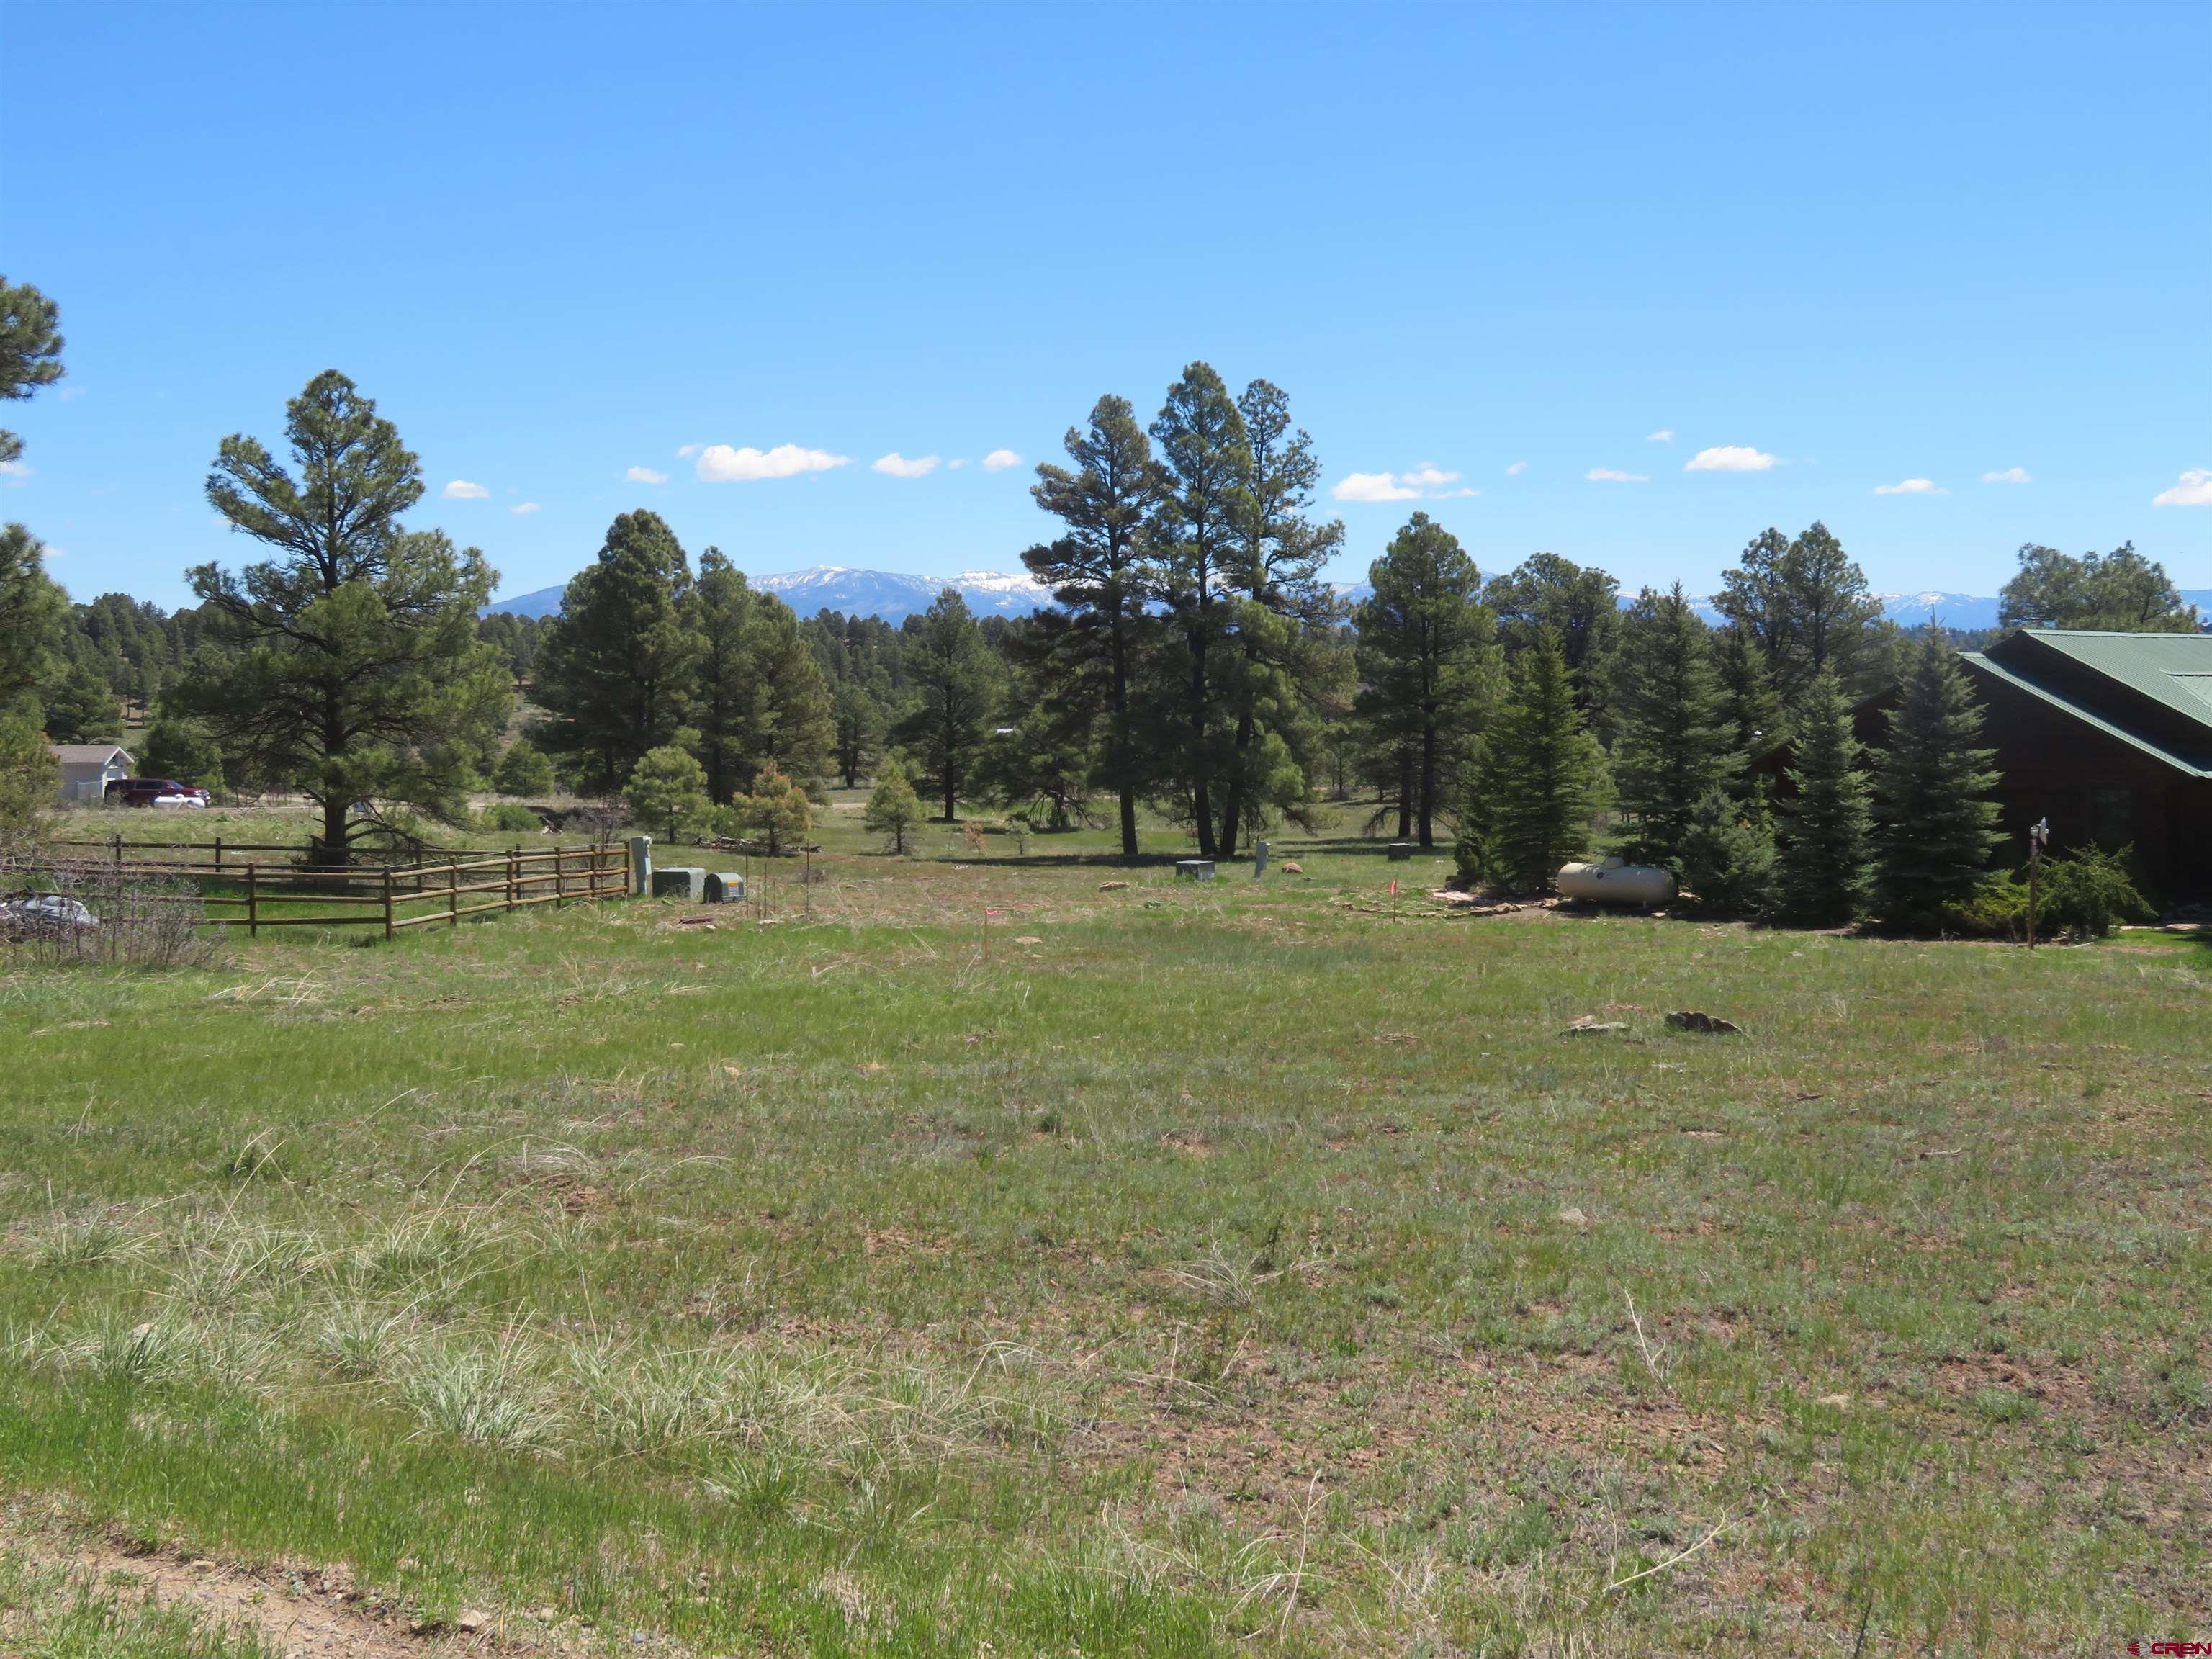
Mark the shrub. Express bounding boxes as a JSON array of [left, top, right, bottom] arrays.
[[625, 745, 711, 842], [1966, 845, 2154, 940], [1676, 787, 1779, 918], [479, 801, 542, 835], [720, 763, 811, 856], [492, 739, 554, 798]]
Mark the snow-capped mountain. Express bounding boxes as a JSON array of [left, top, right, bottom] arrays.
[[485, 565, 1052, 624]]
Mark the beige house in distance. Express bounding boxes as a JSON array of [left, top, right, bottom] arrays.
[[50, 743, 133, 804]]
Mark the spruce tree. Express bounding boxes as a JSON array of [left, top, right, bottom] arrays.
[[1871, 636, 2001, 928], [1462, 630, 1601, 892], [534, 511, 698, 796], [1777, 671, 1872, 925], [1609, 583, 1738, 868]]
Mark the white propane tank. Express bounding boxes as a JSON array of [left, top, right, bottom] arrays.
[[1555, 855, 1676, 906]]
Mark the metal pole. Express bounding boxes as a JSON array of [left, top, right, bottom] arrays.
[[2027, 817, 2048, 949]]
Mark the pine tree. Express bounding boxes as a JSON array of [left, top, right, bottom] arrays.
[[740, 593, 837, 790], [1148, 363, 1250, 857], [1461, 631, 1601, 892], [1715, 522, 1883, 698], [492, 739, 554, 799], [1678, 788, 1779, 917], [534, 511, 698, 796], [724, 761, 812, 856], [1712, 622, 1786, 776], [894, 589, 997, 821], [863, 757, 925, 854], [1777, 671, 1873, 925], [1025, 393, 1166, 859], [687, 548, 760, 804], [1484, 552, 1622, 725], [1872, 636, 2001, 928], [1609, 583, 1738, 868], [181, 371, 510, 862], [1353, 512, 1495, 848], [625, 743, 710, 843], [0, 276, 65, 470]]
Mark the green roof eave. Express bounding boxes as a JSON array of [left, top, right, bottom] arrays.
[[1961, 652, 2212, 779]]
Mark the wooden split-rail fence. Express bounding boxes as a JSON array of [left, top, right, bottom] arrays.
[[34, 838, 630, 940]]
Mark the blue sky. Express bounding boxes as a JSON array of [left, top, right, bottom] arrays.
[[4, 2, 2206, 610]]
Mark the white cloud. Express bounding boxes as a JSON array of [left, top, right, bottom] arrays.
[[1331, 471, 1422, 502], [625, 466, 668, 485], [1401, 465, 1459, 488], [0, 460, 27, 479], [1585, 467, 1649, 483], [441, 480, 490, 499], [1981, 467, 2032, 484], [1505, 462, 1527, 475], [2152, 468, 2212, 507], [1684, 446, 1776, 472], [39, 543, 63, 559], [693, 443, 852, 482], [948, 458, 971, 469], [981, 449, 1022, 472], [511, 502, 541, 514], [57, 385, 87, 402], [1873, 477, 1947, 495], [872, 451, 941, 478], [676, 444, 702, 459], [1645, 429, 1673, 443], [1431, 487, 1479, 498]]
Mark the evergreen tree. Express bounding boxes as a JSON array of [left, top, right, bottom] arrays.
[[863, 757, 925, 854], [1713, 621, 1786, 775], [1460, 631, 1601, 891], [534, 511, 698, 796], [1213, 378, 1339, 857], [1997, 541, 2199, 631], [830, 680, 885, 788], [1609, 583, 1739, 867], [894, 589, 997, 821], [179, 371, 510, 862], [686, 547, 760, 804], [724, 761, 811, 855], [0, 276, 65, 470], [1716, 522, 1883, 697], [625, 743, 711, 843], [1776, 671, 1872, 926], [1353, 512, 1495, 848], [0, 522, 66, 716], [1484, 552, 1622, 724], [1148, 363, 1250, 857], [1871, 637, 2002, 928], [740, 593, 837, 789], [139, 711, 226, 793], [1025, 393, 1166, 858], [41, 662, 120, 743], [1677, 788, 1779, 917], [492, 738, 554, 798]]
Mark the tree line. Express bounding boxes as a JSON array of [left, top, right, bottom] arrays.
[[1, 281, 2200, 903]]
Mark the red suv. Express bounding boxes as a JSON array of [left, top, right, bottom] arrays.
[[106, 778, 212, 808]]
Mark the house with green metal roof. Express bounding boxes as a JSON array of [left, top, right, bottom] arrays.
[[1954, 629, 2211, 899]]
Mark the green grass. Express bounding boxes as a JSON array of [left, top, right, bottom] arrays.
[[0, 1549, 279, 1659], [1, 799, 2207, 1654]]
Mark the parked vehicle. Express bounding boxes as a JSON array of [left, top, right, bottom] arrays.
[[0, 893, 99, 939], [104, 777, 211, 808]]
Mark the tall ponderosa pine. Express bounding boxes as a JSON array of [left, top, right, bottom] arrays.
[[534, 511, 698, 795], [1872, 636, 2001, 927], [1609, 583, 1740, 867], [1484, 552, 1622, 725], [738, 592, 836, 790], [1353, 513, 1495, 848], [895, 589, 997, 821], [1777, 670, 1873, 925], [1213, 379, 1339, 858], [0, 276, 65, 470], [1025, 394, 1165, 859], [0, 522, 65, 714], [1461, 631, 1601, 892], [181, 371, 509, 862], [1148, 363, 1250, 858], [1715, 522, 1883, 698], [688, 548, 760, 804], [1997, 541, 2199, 631]]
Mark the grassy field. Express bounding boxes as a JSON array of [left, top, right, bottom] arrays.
[[1, 799, 2207, 1655]]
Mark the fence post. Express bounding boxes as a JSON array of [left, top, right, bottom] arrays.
[[448, 860, 459, 927], [554, 845, 565, 908], [383, 865, 395, 942], [247, 863, 258, 938], [506, 849, 518, 914], [214, 836, 222, 872], [112, 832, 122, 868]]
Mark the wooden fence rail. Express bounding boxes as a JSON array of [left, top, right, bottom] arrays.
[[20, 845, 631, 939]]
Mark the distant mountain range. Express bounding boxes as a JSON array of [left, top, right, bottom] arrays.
[[491, 567, 2208, 631], [485, 565, 1051, 624]]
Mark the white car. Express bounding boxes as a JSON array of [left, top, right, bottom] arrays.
[[148, 793, 207, 808]]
